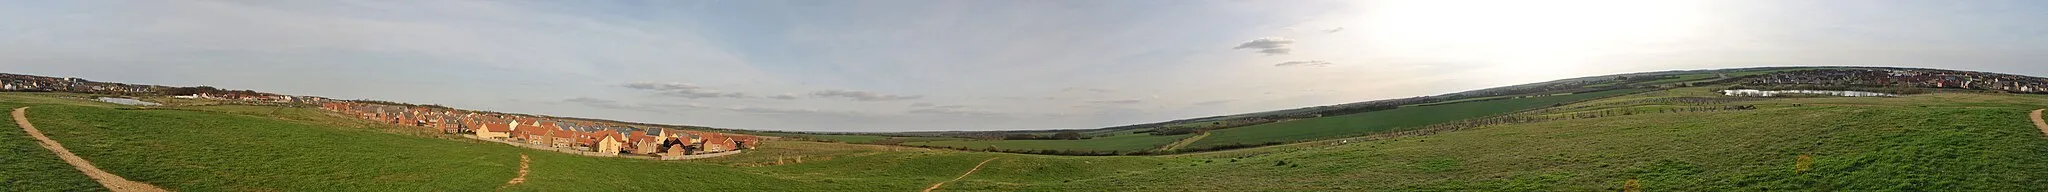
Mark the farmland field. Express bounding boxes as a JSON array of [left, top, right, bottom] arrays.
[[1183, 89, 1645, 149], [901, 131, 1191, 153], [747, 132, 965, 144]]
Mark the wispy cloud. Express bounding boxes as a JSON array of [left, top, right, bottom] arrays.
[[907, 108, 1003, 117], [1233, 37, 1296, 55], [563, 97, 667, 112], [1062, 87, 1115, 93], [622, 82, 750, 99], [1086, 99, 1143, 104], [810, 90, 922, 101], [768, 94, 800, 100], [1323, 27, 1346, 33], [1274, 60, 1334, 67], [1193, 99, 1234, 105]]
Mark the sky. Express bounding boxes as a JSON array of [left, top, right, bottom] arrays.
[[3, 0, 2046, 132]]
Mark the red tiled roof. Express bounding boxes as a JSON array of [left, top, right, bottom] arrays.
[[482, 123, 512, 132], [553, 130, 577, 138], [593, 130, 625, 142]]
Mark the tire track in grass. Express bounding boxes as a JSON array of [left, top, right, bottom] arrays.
[[922, 158, 996, 192], [499, 154, 530, 189], [14, 107, 170, 192], [1157, 132, 1210, 152]]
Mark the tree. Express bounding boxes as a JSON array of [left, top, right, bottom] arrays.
[[1050, 131, 1086, 140], [1002, 134, 1042, 140]]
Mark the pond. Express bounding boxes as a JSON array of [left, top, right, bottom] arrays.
[[1719, 89, 1896, 97], [96, 97, 162, 106]]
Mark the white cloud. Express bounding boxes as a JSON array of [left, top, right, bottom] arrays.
[[1233, 37, 1296, 55], [1086, 99, 1143, 104], [622, 82, 750, 99], [809, 89, 922, 101], [1274, 60, 1334, 67]]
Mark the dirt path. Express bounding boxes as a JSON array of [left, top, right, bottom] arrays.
[[2031, 109, 2046, 137], [13, 107, 169, 192], [500, 154, 530, 188], [1157, 131, 1210, 151], [921, 158, 996, 192]]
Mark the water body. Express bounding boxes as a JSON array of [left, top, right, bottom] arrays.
[[1719, 89, 1896, 97], [96, 97, 161, 106]]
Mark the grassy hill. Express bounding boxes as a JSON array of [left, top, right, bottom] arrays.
[[6, 77, 2048, 190], [1001, 91, 2048, 191], [1183, 88, 1644, 150], [900, 131, 1192, 153]]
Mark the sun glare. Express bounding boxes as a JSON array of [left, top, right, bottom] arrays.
[[1347, 0, 1707, 79]]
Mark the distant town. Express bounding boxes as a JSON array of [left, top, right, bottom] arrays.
[[1, 72, 763, 160]]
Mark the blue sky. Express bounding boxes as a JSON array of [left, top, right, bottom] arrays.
[[3, 0, 2046, 132]]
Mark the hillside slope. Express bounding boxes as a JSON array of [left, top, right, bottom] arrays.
[[1002, 90, 2048, 191]]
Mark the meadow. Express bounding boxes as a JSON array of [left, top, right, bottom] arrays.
[[899, 131, 1192, 153], [1182, 89, 1644, 149], [1006, 91, 2048, 191], [0, 102, 103, 192], [0, 93, 1184, 191]]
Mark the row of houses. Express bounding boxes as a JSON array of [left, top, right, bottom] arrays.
[[174, 92, 329, 103], [1750, 69, 2048, 93], [1, 73, 331, 104], [320, 102, 761, 158], [0, 73, 165, 94]]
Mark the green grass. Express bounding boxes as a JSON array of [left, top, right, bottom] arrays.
[[0, 92, 1183, 191], [902, 133, 1192, 153], [0, 102, 105, 192], [755, 133, 964, 144], [1186, 89, 1645, 149], [1631, 73, 1720, 86], [1015, 92, 2048, 191]]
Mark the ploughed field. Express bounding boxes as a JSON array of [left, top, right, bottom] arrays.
[[5, 89, 2048, 191]]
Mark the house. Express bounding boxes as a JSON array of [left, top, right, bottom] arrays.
[[524, 128, 554, 146], [699, 133, 730, 153], [728, 135, 760, 150], [628, 131, 659, 154], [592, 130, 626, 153], [665, 143, 688, 157], [552, 130, 578, 148], [660, 132, 700, 155], [475, 122, 513, 139]]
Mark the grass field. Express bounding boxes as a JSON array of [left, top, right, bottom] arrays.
[[6, 88, 2048, 191], [747, 132, 966, 144], [1007, 91, 2048, 191], [0, 92, 1185, 191], [0, 102, 104, 192], [901, 132, 1192, 153], [1184, 89, 1645, 149]]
